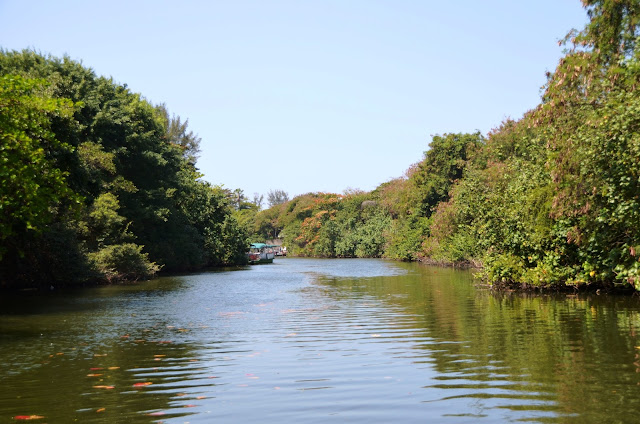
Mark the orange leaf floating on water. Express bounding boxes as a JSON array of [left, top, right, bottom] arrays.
[[108, 366, 120, 370], [96, 408, 105, 413], [13, 416, 45, 420], [196, 396, 206, 399], [133, 382, 153, 387], [90, 367, 103, 371], [219, 311, 244, 317], [154, 354, 166, 358], [93, 385, 115, 389], [87, 373, 102, 377]]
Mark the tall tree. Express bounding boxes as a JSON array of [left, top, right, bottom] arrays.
[[252, 193, 264, 210], [267, 189, 289, 207], [156, 103, 201, 164]]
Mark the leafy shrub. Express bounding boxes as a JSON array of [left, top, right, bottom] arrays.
[[89, 243, 160, 282]]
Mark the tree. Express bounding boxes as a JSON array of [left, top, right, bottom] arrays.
[[0, 74, 77, 259], [252, 193, 264, 210], [155, 103, 201, 164], [267, 189, 289, 207], [579, 0, 640, 64], [410, 132, 484, 217]]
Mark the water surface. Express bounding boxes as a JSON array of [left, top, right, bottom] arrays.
[[1, 258, 640, 423]]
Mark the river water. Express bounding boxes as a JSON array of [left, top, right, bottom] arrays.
[[1, 258, 640, 423]]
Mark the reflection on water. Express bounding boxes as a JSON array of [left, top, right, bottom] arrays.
[[1, 258, 640, 423]]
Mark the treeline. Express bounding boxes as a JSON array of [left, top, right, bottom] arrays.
[[2, 1, 638, 292], [0, 50, 250, 288], [250, 1, 640, 291]]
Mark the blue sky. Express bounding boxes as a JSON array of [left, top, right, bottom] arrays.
[[0, 1, 588, 199]]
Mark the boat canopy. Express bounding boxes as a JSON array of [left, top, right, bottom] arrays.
[[250, 243, 278, 249]]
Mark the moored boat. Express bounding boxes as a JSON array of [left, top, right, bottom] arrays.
[[247, 243, 275, 264]]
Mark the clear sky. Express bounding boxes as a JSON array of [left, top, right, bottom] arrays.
[[0, 1, 588, 199]]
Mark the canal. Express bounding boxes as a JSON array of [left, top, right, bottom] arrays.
[[1, 258, 640, 423]]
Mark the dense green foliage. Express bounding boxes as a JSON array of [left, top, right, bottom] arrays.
[[3, 1, 639, 291], [0, 51, 249, 288], [247, 131, 483, 260], [420, 0, 640, 291], [0, 74, 77, 256], [415, 0, 640, 290], [251, 1, 640, 291], [249, 191, 391, 258]]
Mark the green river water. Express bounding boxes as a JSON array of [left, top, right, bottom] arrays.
[[1, 258, 640, 423]]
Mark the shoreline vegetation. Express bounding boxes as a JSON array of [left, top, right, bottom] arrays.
[[0, 50, 250, 289], [1, 1, 639, 293]]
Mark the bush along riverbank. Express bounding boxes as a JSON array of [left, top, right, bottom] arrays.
[[249, 2, 640, 293]]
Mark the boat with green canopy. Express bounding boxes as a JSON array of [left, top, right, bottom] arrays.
[[247, 243, 275, 264]]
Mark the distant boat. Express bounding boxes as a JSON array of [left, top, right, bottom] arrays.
[[247, 243, 275, 264], [274, 245, 287, 256]]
